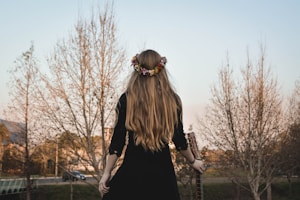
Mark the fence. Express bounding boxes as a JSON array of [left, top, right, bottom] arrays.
[[0, 178, 37, 195]]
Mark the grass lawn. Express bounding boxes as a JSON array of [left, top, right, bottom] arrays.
[[37, 184, 101, 200], [1, 181, 300, 200]]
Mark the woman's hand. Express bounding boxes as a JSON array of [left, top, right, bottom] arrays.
[[191, 159, 206, 174], [99, 173, 111, 197]]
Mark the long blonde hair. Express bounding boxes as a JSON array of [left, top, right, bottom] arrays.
[[125, 49, 181, 152]]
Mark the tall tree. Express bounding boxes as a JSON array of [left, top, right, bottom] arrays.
[[37, 2, 126, 185], [6, 44, 40, 200], [287, 80, 300, 174], [198, 46, 283, 200], [286, 80, 300, 125], [278, 79, 300, 196]]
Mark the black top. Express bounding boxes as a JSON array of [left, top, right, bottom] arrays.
[[103, 93, 188, 200]]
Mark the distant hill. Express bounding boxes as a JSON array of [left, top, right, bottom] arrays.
[[0, 119, 25, 145]]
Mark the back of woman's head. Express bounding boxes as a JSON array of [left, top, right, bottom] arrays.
[[138, 50, 161, 70], [125, 49, 182, 152]]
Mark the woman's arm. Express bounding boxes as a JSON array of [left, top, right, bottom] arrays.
[[99, 154, 118, 197], [180, 146, 205, 173], [179, 146, 195, 163], [103, 154, 119, 174]]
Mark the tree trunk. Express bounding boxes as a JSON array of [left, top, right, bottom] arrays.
[[234, 183, 240, 200], [70, 180, 73, 200], [252, 192, 260, 200], [26, 173, 31, 200], [267, 184, 272, 200], [287, 175, 292, 198], [250, 181, 261, 200]]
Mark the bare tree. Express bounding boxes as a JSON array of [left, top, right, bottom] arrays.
[[198, 46, 283, 200], [277, 79, 300, 196], [37, 3, 126, 186], [286, 80, 300, 125], [287, 80, 300, 174], [6, 44, 40, 200]]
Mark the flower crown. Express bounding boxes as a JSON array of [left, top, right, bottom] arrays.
[[131, 54, 167, 76]]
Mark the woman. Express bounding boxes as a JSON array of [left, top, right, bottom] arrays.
[[99, 49, 204, 200]]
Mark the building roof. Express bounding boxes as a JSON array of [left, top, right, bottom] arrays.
[[0, 119, 25, 145]]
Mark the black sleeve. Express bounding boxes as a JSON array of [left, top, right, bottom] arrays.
[[172, 109, 188, 151], [108, 93, 127, 157]]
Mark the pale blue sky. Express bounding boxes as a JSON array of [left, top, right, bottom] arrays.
[[1, 0, 300, 130]]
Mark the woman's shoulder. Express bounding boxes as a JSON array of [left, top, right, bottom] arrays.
[[118, 92, 127, 105], [119, 92, 127, 100], [174, 93, 182, 105]]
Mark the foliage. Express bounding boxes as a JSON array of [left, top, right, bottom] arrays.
[[0, 123, 10, 143], [278, 123, 300, 178], [0, 123, 10, 175], [1, 146, 23, 174], [173, 148, 194, 199]]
